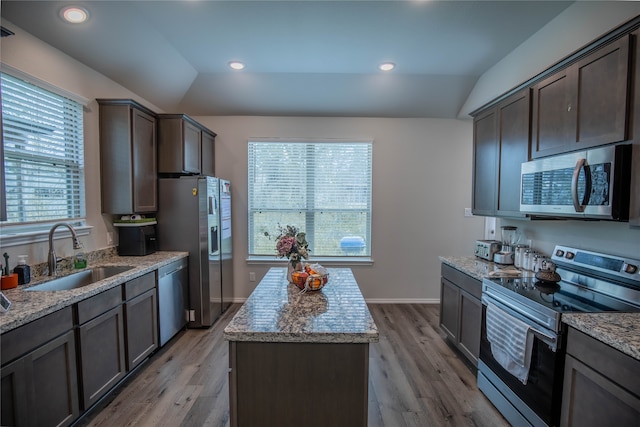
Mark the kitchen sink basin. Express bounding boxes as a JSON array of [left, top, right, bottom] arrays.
[[26, 266, 136, 291]]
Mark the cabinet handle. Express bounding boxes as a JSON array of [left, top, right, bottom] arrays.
[[567, 103, 572, 112], [571, 158, 587, 212]]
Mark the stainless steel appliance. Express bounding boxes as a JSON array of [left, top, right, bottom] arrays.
[[478, 245, 640, 427], [157, 176, 233, 327], [157, 258, 188, 345], [475, 240, 501, 261], [520, 144, 632, 220]]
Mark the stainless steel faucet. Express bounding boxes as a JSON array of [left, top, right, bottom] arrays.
[[48, 223, 83, 276]]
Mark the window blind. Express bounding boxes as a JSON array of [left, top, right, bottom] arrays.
[[1, 73, 86, 225], [248, 140, 372, 257]]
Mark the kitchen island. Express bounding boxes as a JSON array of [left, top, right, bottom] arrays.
[[224, 267, 378, 427]]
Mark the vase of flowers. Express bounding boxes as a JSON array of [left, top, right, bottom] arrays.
[[268, 224, 309, 281]]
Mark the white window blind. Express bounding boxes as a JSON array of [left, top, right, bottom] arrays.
[[1, 72, 86, 226], [248, 140, 372, 258]]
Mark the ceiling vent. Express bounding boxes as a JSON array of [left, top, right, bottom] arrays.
[[1, 27, 15, 37]]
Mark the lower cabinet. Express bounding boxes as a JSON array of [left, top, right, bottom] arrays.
[[1, 307, 79, 427], [77, 287, 126, 410], [439, 263, 482, 367], [123, 272, 158, 371], [561, 327, 640, 427]]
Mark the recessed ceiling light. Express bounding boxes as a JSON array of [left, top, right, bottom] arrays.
[[229, 61, 245, 70], [379, 62, 395, 72], [60, 6, 89, 24]]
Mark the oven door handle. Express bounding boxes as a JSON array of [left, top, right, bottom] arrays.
[[482, 292, 558, 350]]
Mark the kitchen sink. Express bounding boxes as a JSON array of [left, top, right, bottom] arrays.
[[26, 266, 136, 291]]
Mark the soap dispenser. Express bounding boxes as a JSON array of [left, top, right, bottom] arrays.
[[13, 255, 31, 285]]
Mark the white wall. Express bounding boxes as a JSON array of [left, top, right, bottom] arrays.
[[195, 116, 484, 301], [0, 21, 165, 266]]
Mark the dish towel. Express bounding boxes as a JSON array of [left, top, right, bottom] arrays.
[[485, 302, 534, 384]]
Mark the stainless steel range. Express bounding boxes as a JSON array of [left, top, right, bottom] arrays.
[[478, 245, 640, 427]]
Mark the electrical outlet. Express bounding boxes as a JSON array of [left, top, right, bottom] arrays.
[[106, 231, 113, 245], [464, 208, 473, 217], [249, 272, 256, 282]]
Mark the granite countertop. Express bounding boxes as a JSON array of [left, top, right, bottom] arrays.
[[439, 255, 640, 361], [0, 251, 188, 334], [562, 313, 640, 360], [439, 255, 529, 281], [224, 267, 379, 344]]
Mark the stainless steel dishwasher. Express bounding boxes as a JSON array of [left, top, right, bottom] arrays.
[[157, 258, 188, 346]]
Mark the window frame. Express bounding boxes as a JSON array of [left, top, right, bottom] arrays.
[[247, 138, 373, 264], [0, 67, 91, 247]]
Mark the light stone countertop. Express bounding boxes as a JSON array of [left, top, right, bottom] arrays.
[[439, 255, 640, 361], [224, 267, 379, 344], [562, 313, 640, 360], [0, 251, 188, 334]]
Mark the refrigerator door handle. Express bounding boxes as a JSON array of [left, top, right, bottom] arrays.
[[209, 196, 214, 214]]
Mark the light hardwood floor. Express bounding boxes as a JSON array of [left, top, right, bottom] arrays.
[[78, 304, 509, 427]]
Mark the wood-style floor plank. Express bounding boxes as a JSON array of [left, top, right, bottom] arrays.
[[78, 304, 508, 427]]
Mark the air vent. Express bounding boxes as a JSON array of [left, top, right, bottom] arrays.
[[1, 27, 15, 37]]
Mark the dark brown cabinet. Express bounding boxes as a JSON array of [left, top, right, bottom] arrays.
[[1, 307, 79, 427], [77, 287, 126, 410], [532, 35, 631, 158], [439, 263, 482, 367], [561, 327, 640, 427], [98, 99, 158, 214], [472, 89, 530, 217], [158, 114, 217, 175], [472, 108, 498, 216], [496, 90, 531, 216], [123, 272, 158, 371]]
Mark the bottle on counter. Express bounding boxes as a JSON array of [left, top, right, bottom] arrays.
[[74, 252, 87, 269], [13, 255, 31, 285]]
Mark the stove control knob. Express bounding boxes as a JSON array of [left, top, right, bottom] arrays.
[[624, 264, 638, 274], [565, 251, 575, 260], [555, 249, 565, 257]]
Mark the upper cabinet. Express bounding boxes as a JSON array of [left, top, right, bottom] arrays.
[[472, 89, 530, 217], [157, 114, 217, 176], [98, 99, 158, 214], [531, 35, 631, 158]]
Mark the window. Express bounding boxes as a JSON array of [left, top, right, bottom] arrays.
[[1, 72, 86, 230], [248, 140, 372, 259]]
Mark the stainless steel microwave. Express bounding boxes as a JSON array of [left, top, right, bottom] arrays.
[[520, 145, 632, 220]]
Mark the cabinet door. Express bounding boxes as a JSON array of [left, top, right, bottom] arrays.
[[78, 305, 126, 410], [572, 35, 630, 149], [497, 89, 530, 217], [439, 277, 459, 341], [183, 121, 201, 174], [132, 108, 158, 213], [201, 131, 216, 176], [125, 288, 158, 371], [28, 330, 79, 427], [561, 355, 640, 427], [458, 289, 482, 367], [531, 68, 575, 158], [1, 358, 28, 426], [1, 331, 79, 427], [472, 108, 498, 215]]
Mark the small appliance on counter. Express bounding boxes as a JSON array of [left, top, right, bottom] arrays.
[[474, 240, 501, 261], [114, 220, 157, 256], [492, 226, 518, 265]]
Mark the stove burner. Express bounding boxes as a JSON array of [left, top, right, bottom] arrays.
[[534, 280, 560, 295]]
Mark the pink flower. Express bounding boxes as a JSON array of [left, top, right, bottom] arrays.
[[276, 236, 296, 258]]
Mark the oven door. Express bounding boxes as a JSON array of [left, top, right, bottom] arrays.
[[479, 296, 566, 427]]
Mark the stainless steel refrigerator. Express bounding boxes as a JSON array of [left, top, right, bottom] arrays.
[[157, 176, 233, 327]]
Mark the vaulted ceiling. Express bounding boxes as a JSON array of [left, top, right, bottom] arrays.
[[1, 1, 574, 118]]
